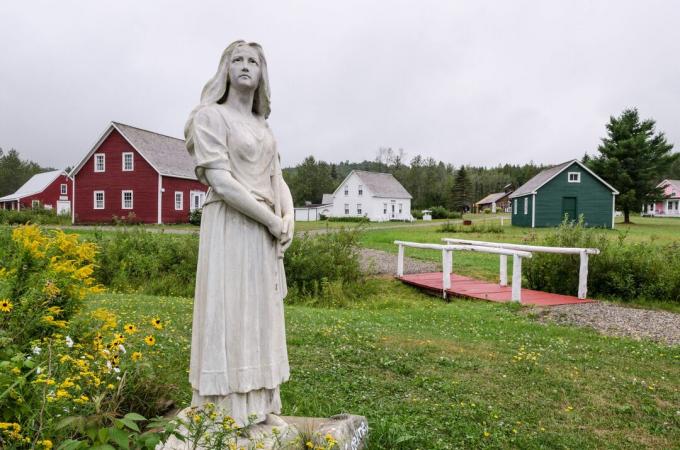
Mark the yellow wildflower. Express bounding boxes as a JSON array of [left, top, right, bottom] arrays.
[[11, 367, 21, 375], [0, 299, 12, 313], [37, 439, 53, 449], [43, 281, 61, 298], [306, 442, 314, 449], [124, 324, 138, 334], [132, 351, 142, 361], [106, 384, 115, 390], [151, 317, 163, 330], [55, 389, 70, 399], [144, 335, 156, 346]]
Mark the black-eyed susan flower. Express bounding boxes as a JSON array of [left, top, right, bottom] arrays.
[[131, 351, 142, 361], [144, 335, 156, 346], [0, 299, 12, 313], [150, 317, 163, 330], [124, 324, 137, 334]]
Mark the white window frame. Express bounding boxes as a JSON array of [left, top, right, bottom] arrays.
[[94, 153, 105, 172], [94, 191, 105, 209], [524, 197, 528, 215], [358, 185, 363, 196], [398, 203, 403, 214], [122, 152, 134, 171], [121, 190, 133, 210], [568, 172, 581, 183], [344, 185, 349, 196], [357, 203, 362, 215], [383, 203, 387, 214], [190, 190, 205, 212], [175, 191, 184, 210], [31, 200, 40, 209], [344, 203, 350, 215], [60, 184, 67, 195], [513, 199, 517, 214]]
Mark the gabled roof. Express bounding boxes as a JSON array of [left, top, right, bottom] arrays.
[[70, 122, 197, 180], [509, 159, 619, 198], [333, 170, 411, 199], [321, 194, 334, 205], [657, 179, 680, 197], [0, 170, 65, 202], [476, 191, 510, 205]]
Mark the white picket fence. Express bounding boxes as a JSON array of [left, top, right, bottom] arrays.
[[442, 238, 600, 299], [394, 240, 532, 301]]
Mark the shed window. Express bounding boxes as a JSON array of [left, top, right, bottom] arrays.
[[175, 192, 184, 210], [568, 172, 581, 183], [524, 197, 528, 215], [122, 152, 134, 171], [94, 154, 105, 172], [513, 199, 517, 214], [121, 190, 133, 209], [94, 191, 105, 209], [344, 203, 349, 215], [60, 184, 67, 195]]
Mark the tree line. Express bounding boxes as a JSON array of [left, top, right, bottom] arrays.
[[0, 148, 54, 197]]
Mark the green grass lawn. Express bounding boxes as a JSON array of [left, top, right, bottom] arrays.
[[85, 279, 679, 449]]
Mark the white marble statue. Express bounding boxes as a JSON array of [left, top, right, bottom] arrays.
[[184, 40, 294, 427]]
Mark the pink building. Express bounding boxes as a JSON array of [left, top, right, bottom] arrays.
[[646, 179, 680, 216]]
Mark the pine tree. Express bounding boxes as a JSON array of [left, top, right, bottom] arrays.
[[588, 108, 677, 223], [451, 166, 472, 213]]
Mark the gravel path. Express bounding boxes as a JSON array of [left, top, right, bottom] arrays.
[[359, 247, 680, 346], [358, 248, 438, 275], [531, 302, 680, 346]]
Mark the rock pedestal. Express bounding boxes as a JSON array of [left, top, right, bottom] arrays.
[[159, 412, 368, 450]]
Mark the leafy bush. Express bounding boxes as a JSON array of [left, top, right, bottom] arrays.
[[438, 222, 504, 234], [524, 219, 680, 302], [429, 206, 450, 219], [112, 211, 143, 226], [483, 208, 491, 214], [0, 208, 71, 225], [411, 210, 423, 220], [323, 216, 369, 223], [284, 229, 368, 306], [91, 229, 199, 298], [447, 211, 463, 219], [189, 208, 202, 226]]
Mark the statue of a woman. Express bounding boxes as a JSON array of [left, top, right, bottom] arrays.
[[184, 40, 294, 427]]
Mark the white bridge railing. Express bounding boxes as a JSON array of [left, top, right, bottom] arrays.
[[394, 241, 532, 301], [442, 238, 600, 299]]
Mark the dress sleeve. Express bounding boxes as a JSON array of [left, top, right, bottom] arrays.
[[270, 148, 283, 177], [190, 106, 231, 185]]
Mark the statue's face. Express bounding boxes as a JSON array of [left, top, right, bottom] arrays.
[[229, 45, 261, 91]]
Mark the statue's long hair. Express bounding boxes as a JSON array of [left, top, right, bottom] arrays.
[[184, 40, 271, 154]]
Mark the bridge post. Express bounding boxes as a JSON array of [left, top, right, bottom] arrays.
[[511, 254, 522, 302], [499, 254, 508, 286], [578, 251, 588, 299], [397, 244, 404, 277], [442, 249, 452, 297]]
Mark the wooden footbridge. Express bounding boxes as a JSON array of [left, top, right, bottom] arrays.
[[395, 238, 598, 307]]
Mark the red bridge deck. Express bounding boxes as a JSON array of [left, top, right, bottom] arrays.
[[399, 272, 595, 306]]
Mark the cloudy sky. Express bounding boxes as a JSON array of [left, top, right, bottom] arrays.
[[1, 0, 678, 170]]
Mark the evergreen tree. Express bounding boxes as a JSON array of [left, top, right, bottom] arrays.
[[588, 108, 677, 223], [451, 166, 472, 213], [0, 148, 52, 197]]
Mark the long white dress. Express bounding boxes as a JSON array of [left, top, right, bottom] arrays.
[[188, 104, 289, 426]]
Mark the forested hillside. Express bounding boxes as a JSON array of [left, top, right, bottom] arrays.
[[0, 148, 55, 196]]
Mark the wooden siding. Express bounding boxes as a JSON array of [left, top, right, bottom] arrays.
[[511, 194, 533, 227], [74, 130, 158, 224], [535, 162, 613, 228], [161, 176, 207, 223], [19, 175, 72, 210]]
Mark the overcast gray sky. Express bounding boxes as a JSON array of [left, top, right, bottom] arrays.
[[1, 0, 678, 170]]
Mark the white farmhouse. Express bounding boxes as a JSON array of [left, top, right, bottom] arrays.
[[328, 170, 413, 221]]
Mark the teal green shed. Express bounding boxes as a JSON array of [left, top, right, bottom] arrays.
[[510, 160, 619, 228]]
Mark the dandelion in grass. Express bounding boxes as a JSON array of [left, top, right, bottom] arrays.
[[151, 317, 163, 330], [0, 299, 12, 312], [124, 323, 137, 334], [144, 335, 156, 346]]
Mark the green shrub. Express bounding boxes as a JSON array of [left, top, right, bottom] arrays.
[[411, 210, 423, 220], [0, 207, 71, 225], [429, 206, 451, 219], [447, 211, 463, 219], [324, 216, 369, 223], [438, 222, 504, 234], [284, 228, 367, 306], [189, 207, 202, 226], [524, 219, 680, 302], [483, 208, 491, 214]]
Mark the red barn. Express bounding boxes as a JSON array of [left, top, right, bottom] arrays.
[[0, 170, 72, 214], [70, 122, 207, 224]]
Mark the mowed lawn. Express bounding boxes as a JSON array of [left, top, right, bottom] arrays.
[[85, 279, 679, 449]]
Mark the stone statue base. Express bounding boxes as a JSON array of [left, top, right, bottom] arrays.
[[159, 410, 368, 450]]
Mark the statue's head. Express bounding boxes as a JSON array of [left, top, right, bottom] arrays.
[[198, 40, 271, 118]]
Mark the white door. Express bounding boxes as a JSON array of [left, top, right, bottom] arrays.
[[56, 200, 71, 215], [190, 191, 206, 211]]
